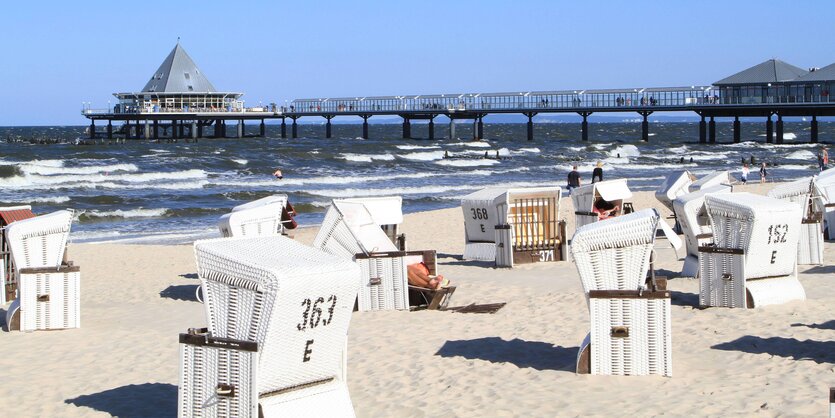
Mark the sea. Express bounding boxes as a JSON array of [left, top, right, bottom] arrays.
[[0, 121, 830, 244]]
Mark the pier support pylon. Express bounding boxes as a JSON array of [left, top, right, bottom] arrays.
[[708, 116, 716, 144], [733, 116, 741, 143], [699, 114, 706, 143], [196, 122, 202, 139], [192, 122, 198, 141], [260, 120, 266, 137], [153, 120, 159, 140], [477, 116, 484, 139], [325, 116, 332, 139], [362, 115, 370, 139], [89, 120, 95, 139], [402, 117, 411, 139], [145, 120, 151, 140], [281, 118, 287, 139], [237, 120, 244, 138], [776, 114, 784, 144], [579, 112, 592, 141], [429, 116, 435, 140], [292, 117, 298, 138], [638, 111, 652, 142], [173, 120, 180, 140], [107, 121, 113, 140], [449, 119, 456, 140], [811, 115, 818, 143], [524, 112, 537, 141], [766, 115, 773, 144]]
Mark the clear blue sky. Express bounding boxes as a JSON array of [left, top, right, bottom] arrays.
[[2, 0, 833, 126]]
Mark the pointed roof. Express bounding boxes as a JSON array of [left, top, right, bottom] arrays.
[[794, 62, 835, 82], [142, 43, 217, 93], [713, 59, 808, 86]]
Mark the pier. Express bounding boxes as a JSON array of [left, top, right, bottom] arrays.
[[83, 50, 835, 144]]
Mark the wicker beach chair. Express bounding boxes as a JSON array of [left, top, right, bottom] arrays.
[[218, 194, 295, 238], [341, 196, 404, 248], [462, 187, 566, 266], [571, 209, 672, 377], [179, 235, 361, 418], [655, 170, 695, 211], [571, 179, 633, 230], [4, 210, 80, 332], [813, 170, 835, 239], [699, 193, 805, 308], [314, 199, 454, 311], [689, 170, 731, 192], [768, 177, 824, 265], [673, 185, 733, 277], [0, 205, 36, 305]]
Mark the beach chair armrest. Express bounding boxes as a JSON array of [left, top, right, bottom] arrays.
[[698, 246, 744, 255]]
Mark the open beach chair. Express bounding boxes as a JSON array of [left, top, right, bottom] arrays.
[[462, 187, 566, 266], [689, 170, 731, 192], [570, 209, 672, 377], [0, 205, 36, 305], [4, 209, 80, 332], [218, 194, 296, 238], [179, 235, 361, 418], [571, 179, 633, 230], [699, 193, 805, 308], [768, 177, 824, 265], [655, 170, 695, 211], [673, 184, 733, 278], [341, 196, 404, 249], [313, 199, 454, 311]]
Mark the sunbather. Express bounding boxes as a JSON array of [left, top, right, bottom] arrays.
[[407, 262, 449, 289], [593, 198, 620, 220]]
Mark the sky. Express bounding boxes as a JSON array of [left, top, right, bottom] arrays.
[[1, 0, 834, 126]]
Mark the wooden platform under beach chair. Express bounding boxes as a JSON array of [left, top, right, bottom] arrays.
[[570, 209, 672, 377], [218, 194, 297, 238], [768, 177, 824, 265], [0, 205, 36, 305], [571, 179, 633, 230], [314, 199, 455, 311], [699, 193, 805, 308], [179, 235, 361, 418], [673, 184, 733, 278], [4, 209, 80, 332]]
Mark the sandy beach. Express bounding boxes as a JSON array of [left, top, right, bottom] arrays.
[[1, 183, 834, 417]]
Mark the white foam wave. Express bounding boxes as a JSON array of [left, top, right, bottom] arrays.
[[0, 196, 71, 204], [232, 159, 248, 165], [776, 164, 812, 170], [608, 144, 640, 158], [21, 163, 138, 176], [0, 169, 207, 189], [435, 159, 500, 167], [447, 141, 491, 148], [396, 145, 441, 150], [518, 147, 541, 153], [786, 150, 815, 160], [81, 208, 168, 219], [397, 150, 445, 161], [309, 180, 559, 199], [784, 133, 797, 140], [339, 153, 395, 162]]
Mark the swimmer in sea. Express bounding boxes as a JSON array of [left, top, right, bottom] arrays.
[[273, 169, 283, 179]]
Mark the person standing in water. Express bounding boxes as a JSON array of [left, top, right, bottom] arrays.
[[567, 165, 581, 193], [591, 161, 603, 183]]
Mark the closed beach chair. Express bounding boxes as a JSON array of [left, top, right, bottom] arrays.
[[673, 184, 733, 277], [655, 170, 695, 211], [571, 209, 672, 377], [314, 199, 453, 311], [341, 196, 404, 248], [571, 179, 633, 230], [0, 205, 36, 305], [461, 188, 505, 261], [689, 170, 731, 192], [768, 177, 823, 265], [4, 209, 80, 332], [218, 194, 296, 238], [179, 235, 362, 418], [813, 169, 835, 239], [698, 193, 805, 308]]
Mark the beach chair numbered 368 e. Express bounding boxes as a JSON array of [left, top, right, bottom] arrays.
[[462, 187, 566, 267], [571, 179, 633, 231], [698, 193, 806, 308], [4, 210, 80, 332], [179, 236, 362, 418], [768, 177, 824, 265], [673, 184, 733, 278], [570, 209, 672, 377]]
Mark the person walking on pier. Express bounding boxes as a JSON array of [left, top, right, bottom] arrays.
[[567, 165, 581, 193], [759, 163, 768, 183], [592, 162, 603, 183]]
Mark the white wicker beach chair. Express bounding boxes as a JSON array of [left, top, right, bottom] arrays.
[[313, 199, 451, 311], [570, 209, 672, 377], [768, 177, 824, 265], [813, 171, 835, 239], [673, 185, 733, 277], [179, 235, 361, 418], [689, 170, 731, 192], [655, 170, 695, 211], [461, 188, 505, 261], [0, 205, 36, 305], [4, 209, 79, 332], [218, 194, 291, 238], [571, 179, 633, 231], [341, 196, 404, 248], [699, 193, 805, 308]]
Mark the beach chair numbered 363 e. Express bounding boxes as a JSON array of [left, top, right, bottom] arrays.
[[768, 177, 824, 265], [570, 209, 672, 377], [179, 236, 361, 418], [673, 185, 733, 278], [4, 210, 80, 332], [699, 193, 806, 308], [571, 179, 633, 230]]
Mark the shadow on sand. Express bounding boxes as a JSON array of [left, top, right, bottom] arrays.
[[160, 284, 200, 302], [791, 320, 835, 330], [436, 337, 578, 371], [435, 252, 496, 268], [669, 290, 700, 308], [66, 383, 177, 418], [711, 336, 835, 364]]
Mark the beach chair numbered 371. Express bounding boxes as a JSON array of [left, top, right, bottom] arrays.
[[462, 187, 566, 267], [179, 236, 361, 418], [698, 193, 806, 308]]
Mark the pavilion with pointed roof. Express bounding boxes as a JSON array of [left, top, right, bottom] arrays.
[[114, 42, 243, 113]]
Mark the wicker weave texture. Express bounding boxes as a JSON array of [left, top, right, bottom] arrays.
[[218, 201, 286, 238], [705, 193, 801, 279], [673, 185, 732, 260], [178, 342, 259, 418], [259, 380, 356, 418], [194, 235, 361, 396], [463, 242, 496, 262], [6, 210, 73, 270], [15, 269, 80, 331], [356, 257, 409, 311], [589, 297, 672, 376], [655, 170, 693, 211], [699, 253, 748, 308], [798, 221, 824, 265]]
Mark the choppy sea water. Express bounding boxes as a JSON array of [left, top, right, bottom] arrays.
[[0, 121, 831, 244]]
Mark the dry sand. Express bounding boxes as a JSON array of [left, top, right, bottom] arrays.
[[1, 183, 834, 417]]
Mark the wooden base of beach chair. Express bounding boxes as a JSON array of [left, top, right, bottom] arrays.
[[408, 285, 456, 310]]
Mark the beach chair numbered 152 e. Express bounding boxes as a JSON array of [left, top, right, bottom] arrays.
[[699, 193, 806, 308], [4, 209, 80, 332], [570, 209, 672, 377], [768, 177, 824, 265], [179, 235, 361, 418]]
